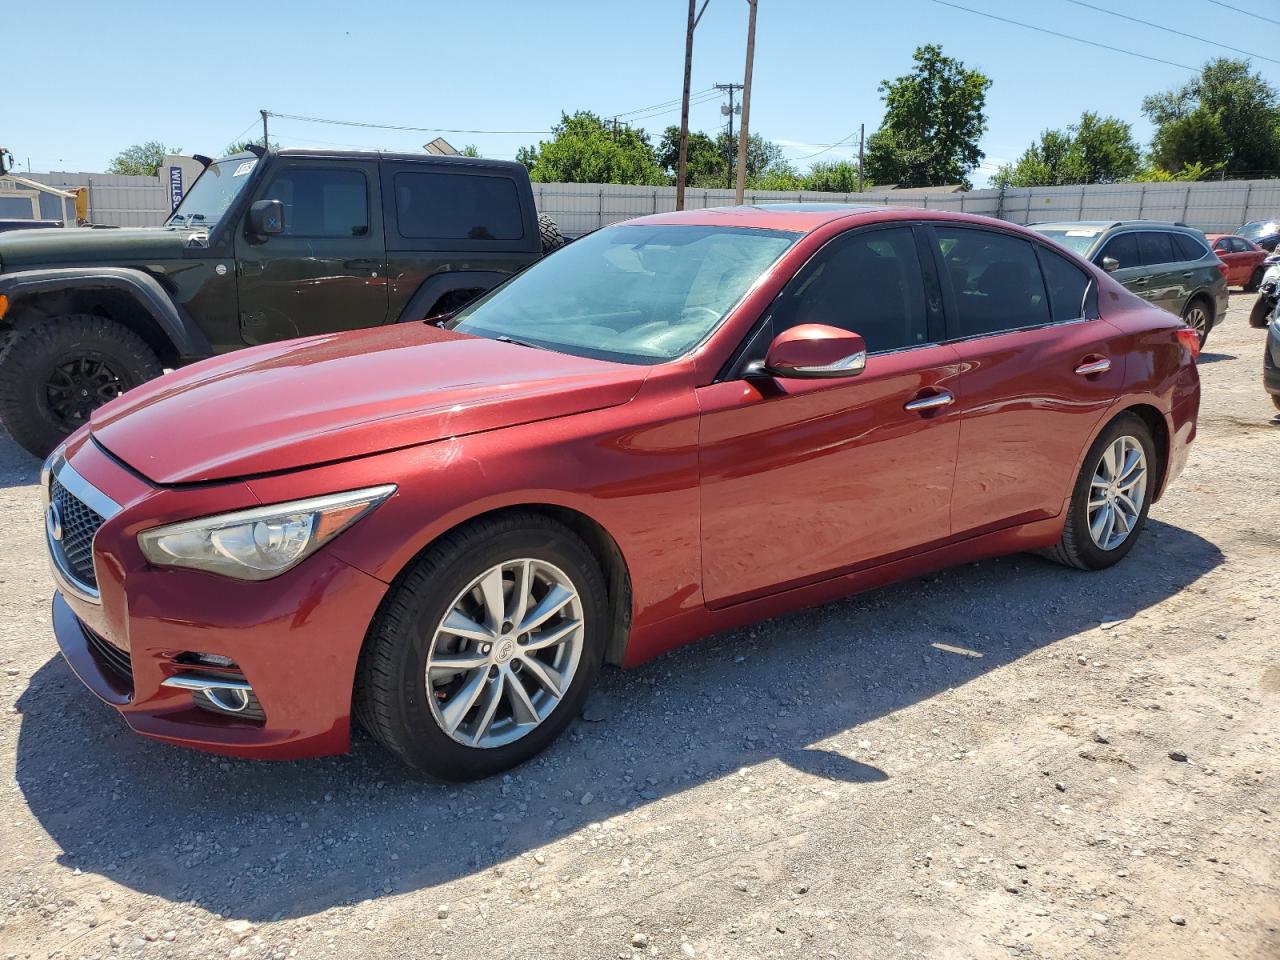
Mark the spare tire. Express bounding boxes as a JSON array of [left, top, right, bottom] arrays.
[[538, 214, 565, 254]]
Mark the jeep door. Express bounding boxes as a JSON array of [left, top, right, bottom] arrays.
[[235, 159, 388, 344]]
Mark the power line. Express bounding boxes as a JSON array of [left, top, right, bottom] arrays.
[[925, 0, 1198, 72], [1060, 0, 1278, 65], [1203, 0, 1280, 26], [265, 111, 552, 136], [613, 87, 716, 119], [791, 130, 861, 161]]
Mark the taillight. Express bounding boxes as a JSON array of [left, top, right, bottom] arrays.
[[1216, 262, 1228, 278], [1176, 327, 1201, 361]]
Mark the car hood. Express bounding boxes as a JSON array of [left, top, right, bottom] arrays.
[[89, 325, 649, 484], [0, 225, 201, 269]]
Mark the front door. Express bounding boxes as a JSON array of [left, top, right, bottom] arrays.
[[697, 224, 962, 607], [927, 224, 1124, 534], [235, 160, 388, 344]]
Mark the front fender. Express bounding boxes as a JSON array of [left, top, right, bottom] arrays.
[[0, 266, 211, 358]]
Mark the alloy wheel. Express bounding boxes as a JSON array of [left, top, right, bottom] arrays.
[[426, 558, 585, 748], [1183, 304, 1209, 338], [1087, 435, 1148, 551], [45, 354, 127, 430]]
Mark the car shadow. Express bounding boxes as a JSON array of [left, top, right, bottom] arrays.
[[1197, 352, 1238, 364], [14, 519, 1222, 922], [0, 426, 41, 490]]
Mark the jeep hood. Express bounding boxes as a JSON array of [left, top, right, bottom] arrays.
[[89, 325, 649, 484], [0, 226, 201, 269]]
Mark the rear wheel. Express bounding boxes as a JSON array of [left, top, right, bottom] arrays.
[[0, 314, 162, 458], [355, 511, 607, 780], [1181, 297, 1212, 348], [1046, 413, 1157, 571], [1245, 267, 1264, 293], [1272, 395, 1280, 413]]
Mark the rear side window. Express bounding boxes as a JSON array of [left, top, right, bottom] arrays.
[[1098, 232, 1139, 268], [1037, 245, 1093, 323], [1138, 232, 1176, 267], [931, 227, 1050, 337], [394, 172, 523, 240], [1173, 232, 1209, 261], [260, 168, 368, 238], [770, 226, 928, 353]]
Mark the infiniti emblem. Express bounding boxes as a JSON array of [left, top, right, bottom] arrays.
[[47, 502, 64, 542]]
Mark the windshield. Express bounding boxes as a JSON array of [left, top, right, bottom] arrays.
[[1237, 221, 1277, 241], [166, 156, 259, 228], [451, 224, 799, 364], [1029, 226, 1101, 257]]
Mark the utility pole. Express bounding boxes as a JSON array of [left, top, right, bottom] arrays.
[[260, 109, 269, 149], [857, 123, 865, 193], [735, 0, 757, 205], [715, 82, 743, 190], [677, 0, 710, 211]]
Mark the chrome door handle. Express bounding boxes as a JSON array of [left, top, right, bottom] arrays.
[[1133, 276, 1150, 284], [1074, 357, 1111, 376], [904, 391, 954, 412]]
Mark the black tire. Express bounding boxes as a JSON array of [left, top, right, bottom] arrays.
[[1245, 267, 1264, 293], [0, 314, 162, 458], [1046, 413, 1157, 572], [1272, 394, 1280, 413], [537, 213, 565, 254], [1181, 296, 1213, 348], [355, 511, 607, 780], [1249, 296, 1275, 329]]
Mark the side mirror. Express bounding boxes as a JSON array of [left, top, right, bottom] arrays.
[[757, 324, 867, 379], [247, 199, 284, 236], [1100, 256, 1120, 273]]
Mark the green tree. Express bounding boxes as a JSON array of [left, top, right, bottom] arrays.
[[460, 144, 482, 158], [1142, 58, 1280, 177], [223, 139, 277, 156], [657, 126, 788, 188], [863, 44, 991, 189], [993, 113, 1140, 187], [108, 141, 175, 177], [520, 112, 665, 185], [802, 160, 869, 193]]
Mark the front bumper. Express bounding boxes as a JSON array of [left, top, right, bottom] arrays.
[[48, 435, 390, 760]]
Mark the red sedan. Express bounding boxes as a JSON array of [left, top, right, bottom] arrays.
[[1206, 232, 1269, 290], [44, 206, 1200, 780]]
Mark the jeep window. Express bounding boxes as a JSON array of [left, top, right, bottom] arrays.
[[260, 168, 369, 238], [394, 172, 523, 240], [167, 158, 257, 228], [451, 224, 798, 364]]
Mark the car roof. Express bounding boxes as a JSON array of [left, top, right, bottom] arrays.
[[263, 147, 528, 175], [1030, 219, 1196, 231], [620, 204, 1026, 234]]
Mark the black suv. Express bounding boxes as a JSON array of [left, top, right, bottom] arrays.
[[0, 148, 562, 457]]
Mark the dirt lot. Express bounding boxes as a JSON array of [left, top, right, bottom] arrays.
[[0, 294, 1276, 960]]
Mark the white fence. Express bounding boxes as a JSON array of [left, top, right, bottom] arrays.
[[23, 169, 1280, 235]]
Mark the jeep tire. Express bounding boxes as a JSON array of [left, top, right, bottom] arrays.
[[538, 214, 565, 254], [0, 314, 162, 458]]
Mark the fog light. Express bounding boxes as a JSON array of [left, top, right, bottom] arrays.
[[175, 651, 238, 669]]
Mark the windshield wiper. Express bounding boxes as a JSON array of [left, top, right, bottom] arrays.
[[494, 335, 545, 350]]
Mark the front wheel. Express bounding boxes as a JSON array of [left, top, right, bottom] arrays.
[[1245, 268, 1264, 293], [355, 512, 607, 780], [1181, 298, 1212, 348], [0, 314, 162, 458], [1046, 413, 1157, 571], [1250, 296, 1275, 329]]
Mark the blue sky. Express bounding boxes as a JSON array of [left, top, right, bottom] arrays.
[[7, 0, 1277, 185]]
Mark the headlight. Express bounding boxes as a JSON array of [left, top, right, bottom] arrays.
[[138, 485, 395, 580]]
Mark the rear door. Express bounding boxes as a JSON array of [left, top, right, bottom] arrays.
[[929, 225, 1124, 534], [235, 159, 388, 344], [1136, 231, 1183, 313], [697, 224, 962, 606]]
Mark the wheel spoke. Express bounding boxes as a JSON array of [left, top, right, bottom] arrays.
[[476, 566, 507, 631], [518, 584, 575, 634], [518, 655, 565, 699], [1115, 491, 1140, 523], [429, 650, 489, 673], [1090, 502, 1112, 544], [504, 669, 541, 725], [442, 609, 494, 642], [469, 674, 505, 745], [439, 668, 490, 734], [508, 559, 533, 627], [522, 617, 581, 652]]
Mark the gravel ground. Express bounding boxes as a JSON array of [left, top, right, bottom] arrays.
[[0, 293, 1276, 960]]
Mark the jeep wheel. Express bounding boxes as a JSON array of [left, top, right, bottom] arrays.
[[0, 315, 162, 458], [538, 214, 565, 254]]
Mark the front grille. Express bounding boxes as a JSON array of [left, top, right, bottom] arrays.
[[50, 476, 105, 590], [83, 622, 132, 682]]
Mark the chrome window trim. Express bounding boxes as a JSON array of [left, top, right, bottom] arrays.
[[44, 453, 122, 605]]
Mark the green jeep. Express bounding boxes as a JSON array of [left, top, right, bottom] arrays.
[[0, 148, 562, 458]]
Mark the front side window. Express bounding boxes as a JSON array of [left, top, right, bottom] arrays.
[[451, 224, 798, 364], [932, 227, 1050, 337], [768, 227, 928, 353], [261, 168, 368, 238], [1098, 232, 1140, 269], [1138, 232, 1175, 267], [1213, 237, 1230, 252], [395, 171, 523, 240]]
